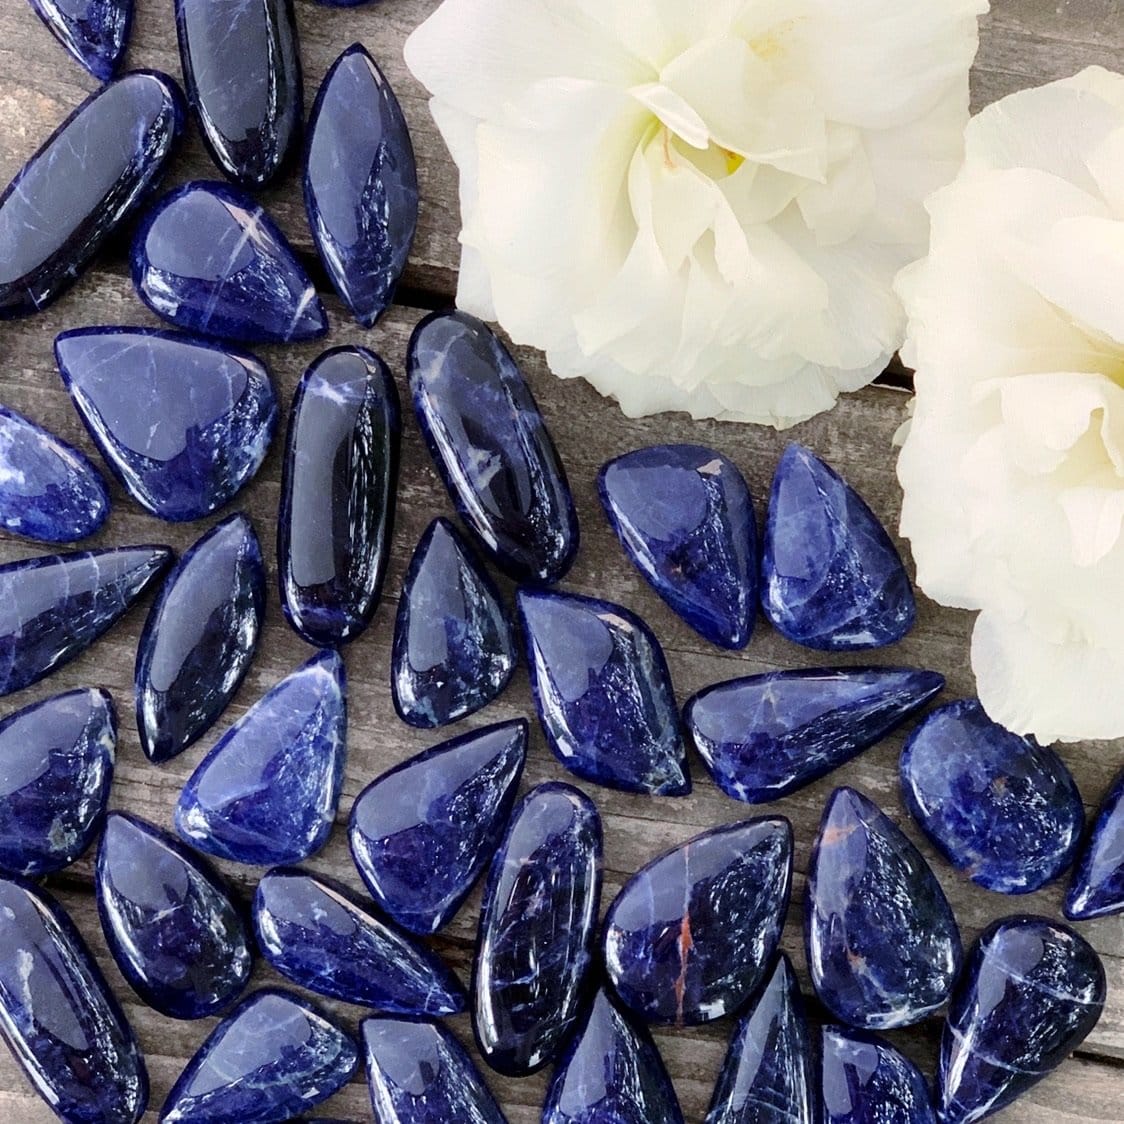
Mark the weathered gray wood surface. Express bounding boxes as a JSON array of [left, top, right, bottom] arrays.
[[0, 1, 1122, 1121]]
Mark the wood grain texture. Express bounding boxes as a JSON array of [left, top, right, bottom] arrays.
[[0, 0, 1122, 1121]]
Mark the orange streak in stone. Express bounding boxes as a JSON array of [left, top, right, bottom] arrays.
[[674, 911, 694, 1024]]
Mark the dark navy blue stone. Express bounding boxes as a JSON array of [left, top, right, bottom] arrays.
[[96, 812, 252, 1020], [160, 988, 358, 1123], [806, 787, 961, 1031], [253, 868, 465, 1015], [305, 43, 418, 328], [599, 444, 756, 649], [349, 719, 527, 935], [474, 782, 602, 1076], [1067, 764, 1124, 920], [0, 545, 172, 698], [0, 71, 183, 318], [28, 0, 133, 80], [762, 444, 916, 651], [278, 346, 400, 647], [56, 327, 278, 522], [603, 817, 792, 1027], [392, 517, 516, 728], [518, 588, 689, 796], [136, 514, 265, 763], [901, 699, 1083, 895], [0, 688, 115, 877], [938, 916, 1105, 1124], [132, 180, 328, 344], [686, 667, 945, 804], [822, 1026, 935, 1124], [175, 0, 302, 188], [705, 955, 814, 1124], [408, 310, 579, 584], [0, 876, 148, 1122], [544, 988, 684, 1124], [363, 1017, 508, 1124], [0, 405, 109, 543], [174, 650, 346, 865]]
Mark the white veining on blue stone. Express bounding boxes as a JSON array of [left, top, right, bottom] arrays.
[[27, 0, 133, 80]]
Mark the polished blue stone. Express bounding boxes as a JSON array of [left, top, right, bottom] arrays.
[[762, 444, 916, 651], [175, 0, 302, 188], [0, 688, 115, 877], [0, 545, 172, 698], [474, 782, 602, 1076], [28, 0, 133, 80], [278, 346, 399, 647], [364, 1017, 507, 1124], [254, 868, 465, 1015], [686, 667, 944, 804], [408, 310, 579, 584], [599, 444, 756, 649], [0, 71, 183, 318], [136, 514, 265, 763], [56, 327, 278, 521], [305, 43, 418, 327], [0, 876, 148, 1122], [938, 916, 1105, 1124], [822, 1026, 935, 1124], [518, 588, 689, 796], [604, 817, 792, 1026], [392, 518, 516, 728], [1067, 764, 1124, 920], [350, 719, 527, 935], [161, 988, 358, 1123], [705, 955, 814, 1124], [132, 181, 328, 344], [174, 650, 346, 865], [901, 699, 1082, 895], [544, 988, 684, 1124], [96, 812, 252, 1020], [0, 405, 109, 543], [806, 787, 961, 1030]]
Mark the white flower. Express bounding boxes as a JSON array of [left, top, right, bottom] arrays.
[[897, 67, 1124, 744], [405, 0, 985, 428]]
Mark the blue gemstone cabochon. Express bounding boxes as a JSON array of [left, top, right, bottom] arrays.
[[1067, 763, 1124, 921], [28, 0, 134, 81]]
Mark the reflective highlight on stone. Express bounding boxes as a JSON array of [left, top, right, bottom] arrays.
[[392, 518, 516, 728], [175, 0, 302, 188], [408, 310, 578, 583], [174, 650, 346, 865], [705, 955, 814, 1124], [96, 812, 251, 1019], [278, 346, 399, 646], [1067, 764, 1124, 920], [28, 0, 133, 80], [132, 181, 327, 344], [686, 667, 944, 805], [599, 444, 756, 649], [253, 868, 466, 1015], [363, 1017, 507, 1124], [305, 43, 418, 327], [902, 699, 1082, 896], [161, 988, 358, 1123], [350, 719, 527, 935], [0, 545, 172, 697], [0, 876, 148, 1122], [519, 588, 689, 796], [136, 515, 265, 763], [0, 405, 109, 543], [938, 916, 1105, 1124], [0, 688, 115, 877], [544, 988, 684, 1124], [762, 444, 916, 651], [474, 782, 602, 1076], [822, 1026, 935, 1124], [807, 787, 960, 1030], [604, 818, 792, 1027], [0, 71, 183, 318]]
